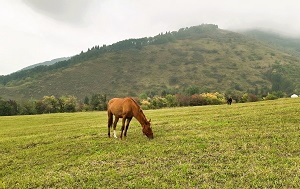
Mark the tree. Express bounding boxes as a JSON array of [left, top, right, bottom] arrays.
[[35, 100, 46, 114], [84, 96, 89, 105], [185, 86, 200, 96], [59, 95, 77, 112], [19, 100, 36, 115], [43, 96, 59, 113], [90, 94, 107, 110], [0, 99, 19, 116], [64, 96, 77, 112]]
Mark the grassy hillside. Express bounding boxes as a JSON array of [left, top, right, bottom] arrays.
[[1, 98, 300, 188], [1, 24, 300, 100]]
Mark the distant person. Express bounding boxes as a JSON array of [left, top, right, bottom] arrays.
[[227, 97, 233, 105]]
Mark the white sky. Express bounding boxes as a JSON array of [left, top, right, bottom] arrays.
[[0, 0, 299, 75]]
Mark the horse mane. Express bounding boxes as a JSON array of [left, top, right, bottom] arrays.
[[128, 97, 148, 122], [129, 97, 141, 109]]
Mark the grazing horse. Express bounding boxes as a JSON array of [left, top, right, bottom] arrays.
[[107, 97, 153, 139], [227, 97, 233, 105]]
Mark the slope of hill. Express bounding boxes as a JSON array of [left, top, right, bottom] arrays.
[[20, 57, 71, 71], [242, 30, 300, 56], [0, 24, 300, 100]]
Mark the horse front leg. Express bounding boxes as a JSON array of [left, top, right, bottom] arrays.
[[124, 117, 132, 137], [120, 118, 126, 139], [113, 117, 119, 138]]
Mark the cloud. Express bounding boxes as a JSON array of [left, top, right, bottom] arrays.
[[22, 0, 96, 25]]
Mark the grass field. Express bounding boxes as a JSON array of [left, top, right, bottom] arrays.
[[1, 98, 300, 188]]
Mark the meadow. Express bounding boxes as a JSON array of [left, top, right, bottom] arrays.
[[1, 98, 300, 188]]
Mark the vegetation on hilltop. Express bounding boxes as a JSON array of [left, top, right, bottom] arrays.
[[0, 24, 300, 101], [19, 57, 71, 72]]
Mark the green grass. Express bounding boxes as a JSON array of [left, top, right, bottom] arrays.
[[1, 98, 300, 188]]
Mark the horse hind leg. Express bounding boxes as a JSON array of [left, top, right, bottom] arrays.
[[108, 112, 113, 138], [113, 117, 119, 138]]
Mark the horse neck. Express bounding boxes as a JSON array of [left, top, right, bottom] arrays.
[[131, 100, 147, 126], [134, 110, 147, 126]]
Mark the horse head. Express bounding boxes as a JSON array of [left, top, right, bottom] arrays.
[[142, 119, 153, 139]]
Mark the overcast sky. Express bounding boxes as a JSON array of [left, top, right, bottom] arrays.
[[1, 0, 299, 75]]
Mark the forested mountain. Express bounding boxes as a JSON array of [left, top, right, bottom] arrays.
[[1, 24, 300, 101]]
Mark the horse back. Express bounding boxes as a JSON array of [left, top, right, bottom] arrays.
[[108, 98, 135, 118]]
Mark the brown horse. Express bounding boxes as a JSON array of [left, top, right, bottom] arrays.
[[107, 97, 153, 139]]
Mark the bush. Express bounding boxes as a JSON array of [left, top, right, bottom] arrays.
[[190, 94, 204, 106], [151, 97, 167, 109], [165, 94, 178, 107], [140, 99, 151, 110], [175, 94, 191, 107], [265, 93, 279, 100], [201, 92, 226, 105], [240, 93, 260, 102], [248, 93, 259, 102]]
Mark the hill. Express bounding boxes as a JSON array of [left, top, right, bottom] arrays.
[[0, 24, 300, 100], [1, 98, 300, 188], [19, 57, 71, 71], [242, 30, 300, 56]]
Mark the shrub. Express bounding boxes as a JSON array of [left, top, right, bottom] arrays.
[[240, 93, 249, 103], [151, 96, 167, 109], [140, 99, 151, 110], [175, 94, 191, 107], [201, 92, 226, 105], [248, 93, 259, 102], [265, 93, 279, 100], [190, 94, 204, 106], [165, 94, 178, 107]]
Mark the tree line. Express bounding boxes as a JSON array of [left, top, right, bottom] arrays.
[[0, 94, 107, 116], [0, 90, 287, 116]]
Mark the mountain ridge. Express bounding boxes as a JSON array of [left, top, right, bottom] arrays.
[[19, 57, 71, 72], [1, 24, 300, 100]]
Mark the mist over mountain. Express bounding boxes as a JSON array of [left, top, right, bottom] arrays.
[[0, 24, 300, 101], [242, 30, 300, 56]]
